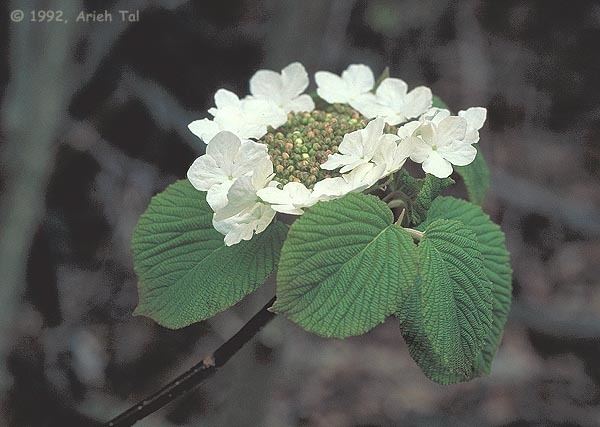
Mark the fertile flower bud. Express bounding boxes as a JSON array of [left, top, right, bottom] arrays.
[[262, 105, 368, 188]]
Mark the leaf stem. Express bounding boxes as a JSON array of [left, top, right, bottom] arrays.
[[402, 227, 424, 241], [104, 296, 277, 427]]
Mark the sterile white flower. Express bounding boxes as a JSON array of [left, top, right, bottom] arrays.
[[187, 131, 269, 211], [352, 78, 432, 126], [249, 62, 315, 113], [188, 89, 287, 142], [315, 64, 375, 107], [406, 115, 476, 179], [312, 162, 387, 200], [341, 162, 388, 192], [257, 182, 318, 215], [212, 158, 277, 246], [320, 117, 397, 173], [396, 120, 422, 139], [420, 107, 450, 124], [372, 134, 411, 174], [458, 107, 487, 144]]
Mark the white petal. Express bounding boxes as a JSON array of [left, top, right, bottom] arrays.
[[415, 122, 435, 145], [256, 184, 307, 214], [188, 119, 220, 143], [205, 131, 242, 176], [350, 93, 381, 118], [216, 176, 257, 219], [254, 204, 277, 233], [234, 140, 269, 177], [312, 177, 348, 199], [206, 181, 233, 211], [257, 186, 291, 206], [315, 71, 348, 103], [362, 117, 386, 149], [396, 120, 421, 139], [422, 151, 453, 178], [373, 134, 406, 173], [394, 138, 414, 161], [213, 203, 276, 246], [223, 226, 253, 246], [375, 78, 408, 109], [214, 213, 255, 246], [251, 158, 275, 189], [283, 182, 312, 203], [187, 155, 222, 191], [343, 162, 386, 192], [214, 89, 240, 108], [271, 205, 305, 215], [372, 135, 397, 167], [217, 158, 275, 221], [281, 62, 310, 100], [342, 64, 375, 94], [422, 107, 450, 124], [339, 158, 369, 174], [459, 107, 487, 130], [403, 86, 433, 119], [438, 141, 477, 166], [242, 98, 287, 130], [407, 136, 433, 163], [286, 94, 315, 113], [320, 153, 352, 170], [249, 69, 282, 102], [338, 128, 366, 155], [436, 116, 467, 144]]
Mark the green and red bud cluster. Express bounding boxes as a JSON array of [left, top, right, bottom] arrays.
[[261, 105, 368, 188]]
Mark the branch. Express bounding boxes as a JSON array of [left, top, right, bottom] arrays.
[[105, 297, 277, 427]]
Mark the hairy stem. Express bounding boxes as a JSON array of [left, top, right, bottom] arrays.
[[105, 296, 277, 427]]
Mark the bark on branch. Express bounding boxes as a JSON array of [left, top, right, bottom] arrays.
[[104, 297, 277, 427]]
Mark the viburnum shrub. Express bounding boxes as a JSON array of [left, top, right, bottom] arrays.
[[131, 63, 512, 385]]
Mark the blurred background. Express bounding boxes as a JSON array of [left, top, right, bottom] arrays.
[[1, 0, 600, 426]]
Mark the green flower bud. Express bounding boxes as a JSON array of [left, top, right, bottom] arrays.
[[259, 104, 368, 188]]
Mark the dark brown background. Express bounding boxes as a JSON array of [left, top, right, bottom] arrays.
[[1, 0, 600, 426]]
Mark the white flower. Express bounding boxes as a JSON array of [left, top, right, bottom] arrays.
[[257, 182, 318, 215], [372, 133, 411, 174], [187, 131, 269, 211], [320, 117, 397, 173], [406, 116, 476, 179], [188, 89, 286, 142], [353, 78, 432, 126], [312, 162, 387, 200], [420, 107, 450, 124], [396, 120, 422, 139], [213, 203, 276, 246], [249, 62, 315, 113], [212, 158, 277, 246], [458, 107, 487, 144], [315, 64, 375, 106], [341, 162, 388, 192]]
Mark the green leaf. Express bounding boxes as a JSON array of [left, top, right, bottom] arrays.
[[132, 180, 287, 329], [432, 95, 449, 109], [274, 193, 418, 338], [400, 219, 493, 383], [409, 174, 454, 225], [455, 150, 490, 205], [419, 196, 512, 374], [394, 169, 422, 199]]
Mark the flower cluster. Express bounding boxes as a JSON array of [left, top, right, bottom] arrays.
[[187, 63, 487, 245]]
